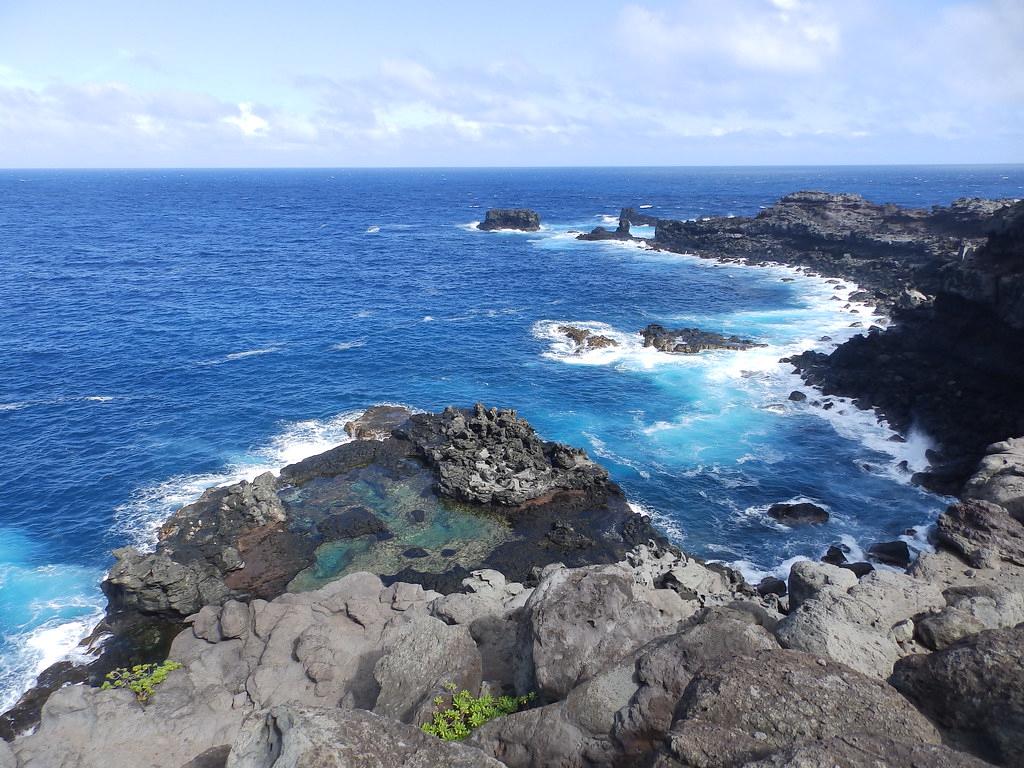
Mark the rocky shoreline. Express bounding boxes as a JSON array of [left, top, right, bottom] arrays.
[[2, 425, 1022, 766], [3, 191, 1024, 767]]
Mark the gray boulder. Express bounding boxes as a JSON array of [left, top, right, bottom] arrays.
[[891, 624, 1024, 766], [10, 572, 449, 767], [471, 606, 778, 768], [935, 499, 1024, 568], [226, 705, 504, 767], [103, 547, 231, 620], [611, 607, 779, 760], [515, 563, 692, 700], [664, 650, 941, 767], [786, 560, 857, 610], [963, 437, 1024, 515], [774, 567, 944, 678], [372, 616, 481, 725]]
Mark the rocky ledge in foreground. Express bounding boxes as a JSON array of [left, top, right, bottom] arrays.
[[6, 481, 1024, 768], [641, 323, 765, 354], [477, 208, 541, 231], [0, 404, 665, 740]]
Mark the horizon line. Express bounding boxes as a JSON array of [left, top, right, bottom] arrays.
[[3, 162, 1024, 172]]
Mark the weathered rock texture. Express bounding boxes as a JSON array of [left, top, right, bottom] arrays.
[[478, 209, 541, 231], [892, 624, 1024, 766], [664, 650, 943, 768]]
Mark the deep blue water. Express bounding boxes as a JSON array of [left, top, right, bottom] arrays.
[[2, 165, 1023, 707]]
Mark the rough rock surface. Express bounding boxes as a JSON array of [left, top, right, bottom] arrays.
[[664, 650, 942, 768], [640, 324, 765, 354], [471, 606, 778, 768], [477, 209, 541, 231], [343, 405, 412, 440], [226, 705, 504, 768], [515, 561, 691, 701], [935, 499, 1024, 568], [775, 564, 943, 677], [404, 404, 612, 506], [892, 624, 1024, 766], [9, 572, 461, 767], [963, 437, 1024, 515]]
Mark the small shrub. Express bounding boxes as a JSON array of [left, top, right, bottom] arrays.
[[100, 661, 183, 702], [422, 682, 534, 741]]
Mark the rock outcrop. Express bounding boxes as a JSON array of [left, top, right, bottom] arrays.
[[766, 502, 828, 525], [892, 624, 1024, 766], [477, 209, 541, 232], [775, 563, 943, 678], [640, 324, 765, 354], [963, 437, 1024, 516], [557, 325, 619, 353], [663, 650, 943, 768], [577, 213, 637, 242]]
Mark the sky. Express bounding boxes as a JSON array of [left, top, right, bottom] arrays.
[[0, 0, 1022, 167]]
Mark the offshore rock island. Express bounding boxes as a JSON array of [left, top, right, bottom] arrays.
[[3, 191, 1024, 768]]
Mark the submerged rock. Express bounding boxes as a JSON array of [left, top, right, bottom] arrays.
[[640, 324, 765, 354], [477, 208, 540, 231]]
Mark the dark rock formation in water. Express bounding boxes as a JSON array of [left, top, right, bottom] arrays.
[[652, 191, 1019, 316], [767, 501, 829, 525], [477, 209, 541, 231], [789, 295, 1024, 493], [556, 325, 618, 353], [640, 323, 765, 354], [577, 212, 636, 242]]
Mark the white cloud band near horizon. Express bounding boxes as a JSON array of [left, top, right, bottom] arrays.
[[0, 0, 1021, 167]]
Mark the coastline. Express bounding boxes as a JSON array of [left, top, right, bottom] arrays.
[[3, 189, 1023, 767]]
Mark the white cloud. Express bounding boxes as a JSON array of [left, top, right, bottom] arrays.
[[618, 1, 840, 73], [222, 102, 269, 137], [0, 1, 1020, 166]]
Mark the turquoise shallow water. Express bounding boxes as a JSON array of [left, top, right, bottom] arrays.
[[1, 165, 1023, 709]]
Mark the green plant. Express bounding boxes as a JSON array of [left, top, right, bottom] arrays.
[[100, 661, 183, 702], [422, 682, 534, 741]]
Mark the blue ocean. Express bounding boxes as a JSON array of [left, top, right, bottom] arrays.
[[1, 166, 1022, 708]]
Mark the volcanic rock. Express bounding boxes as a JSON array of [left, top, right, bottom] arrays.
[[892, 624, 1024, 766], [477, 209, 540, 232], [767, 501, 829, 525], [227, 705, 504, 767], [640, 324, 765, 354], [664, 649, 942, 768]]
